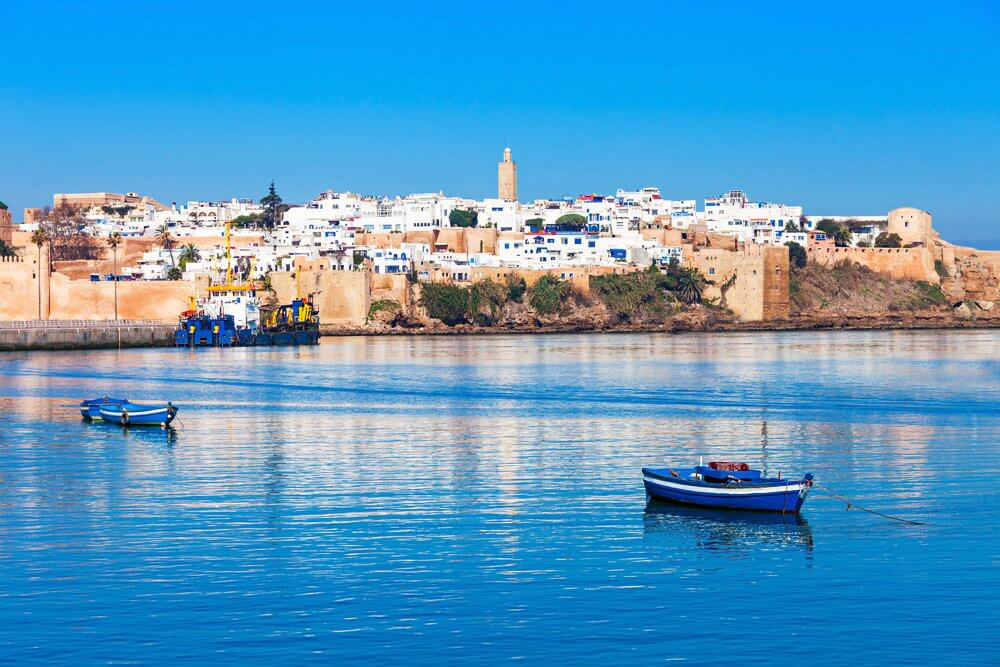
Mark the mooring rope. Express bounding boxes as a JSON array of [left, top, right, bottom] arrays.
[[813, 482, 930, 526]]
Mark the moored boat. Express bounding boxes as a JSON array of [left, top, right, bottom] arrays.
[[79, 396, 129, 420], [642, 461, 814, 512], [99, 401, 178, 427]]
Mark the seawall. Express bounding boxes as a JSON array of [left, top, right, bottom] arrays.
[[0, 320, 175, 351]]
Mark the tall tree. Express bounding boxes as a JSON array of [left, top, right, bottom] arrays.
[[260, 181, 283, 228], [107, 232, 122, 320], [156, 224, 176, 266], [815, 220, 852, 247], [30, 227, 49, 319], [675, 267, 706, 305], [36, 201, 99, 261], [179, 243, 201, 267]]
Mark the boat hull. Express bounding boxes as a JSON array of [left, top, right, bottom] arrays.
[[642, 469, 812, 512], [175, 326, 320, 347], [80, 397, 128, 420], [99, 403, 177, 427]]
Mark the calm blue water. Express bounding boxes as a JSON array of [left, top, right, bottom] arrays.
[[2, 331, 999, 664]]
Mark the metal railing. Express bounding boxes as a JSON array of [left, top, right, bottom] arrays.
[[0, 319, 173, 329]]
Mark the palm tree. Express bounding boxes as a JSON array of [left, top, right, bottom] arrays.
[[108, 232, 122, 320], [178, 243, 200, 270], [30, 227, 49, 319], [676, 267, 706, 305], [156, 224, 176, 267]]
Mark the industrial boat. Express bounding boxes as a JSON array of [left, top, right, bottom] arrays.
[[642, 461, 814, 512], [173, 221, 319, 347]]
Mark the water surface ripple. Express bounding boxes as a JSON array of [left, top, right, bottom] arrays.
[[1, 331, 998, 664]]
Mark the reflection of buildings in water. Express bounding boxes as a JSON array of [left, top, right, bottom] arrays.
[[642, 499, 814, 558]]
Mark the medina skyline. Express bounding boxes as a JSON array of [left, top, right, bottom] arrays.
[[2, 1, 999, 247]]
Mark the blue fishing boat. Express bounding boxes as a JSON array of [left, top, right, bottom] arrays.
[[642, 461, 814, 512], [99, 401, 178, 427], [79, 396, 129, 420]]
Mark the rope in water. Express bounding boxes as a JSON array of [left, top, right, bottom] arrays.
[[813, 482, 930, 526]]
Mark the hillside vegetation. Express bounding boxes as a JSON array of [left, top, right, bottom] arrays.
[[409, 269, 728, 331], [790, 260, 947, 317]]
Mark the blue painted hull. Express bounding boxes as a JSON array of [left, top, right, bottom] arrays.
[[642, 468, 813, 512], [80, 397, 128, 420], [99, 402, 177, 426], [175, 327, 319, 347]]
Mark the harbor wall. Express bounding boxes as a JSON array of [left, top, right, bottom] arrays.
[[270, 269, 370, 326], [0, 321, 175, 351], [0, 253, 201, 321]]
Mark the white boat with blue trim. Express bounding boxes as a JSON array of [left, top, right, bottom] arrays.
[[642, 461, 814, 513]]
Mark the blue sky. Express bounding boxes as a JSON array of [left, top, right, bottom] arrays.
[[2, 1, 999, 246]]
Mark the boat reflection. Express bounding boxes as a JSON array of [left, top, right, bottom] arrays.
[[643, 498, 814, 557]]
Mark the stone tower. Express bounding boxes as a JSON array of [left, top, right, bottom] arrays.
[[888, 207, 934, 246], [497, 147, 517, 201]]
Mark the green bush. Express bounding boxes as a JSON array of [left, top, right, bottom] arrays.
[[449, 209, 478, 228], [529, 274, 570, 315], [816, 220, 852, 247], [554, 214, 586, 231], [934, 259, 948, 279], [785, 241, 807, 269], [914, 281, 946, 305], [419, 283, 470, 325], [591, 271, 670, 322], [367, 299, 400, 323], [469, 278, 508, 324], [506, 274, 527, 303], [874, 232, 902, 248]]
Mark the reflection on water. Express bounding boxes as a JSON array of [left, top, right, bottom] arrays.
[[643, 499, 814, 557], [1, 330, 1000, 664]]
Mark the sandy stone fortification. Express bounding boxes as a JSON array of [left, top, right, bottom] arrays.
[[1, 207, 999, 336]]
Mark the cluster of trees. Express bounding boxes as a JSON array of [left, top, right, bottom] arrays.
[[230, 182, 288, 229], [815, 220, 852, 247], [874, 232, 902, 248], [554, 214, 586, 231], [152, 225, 199, 279], [449, 209, 478, 228], [420, 274, 563, 326], [32, 202, 102, 262], [590, 260, 707, 323]]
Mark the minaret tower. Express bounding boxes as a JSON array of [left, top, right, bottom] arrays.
[[497, 146, 517, 201]]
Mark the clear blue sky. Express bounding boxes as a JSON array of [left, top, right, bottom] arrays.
[[2, 1, 999, 246]]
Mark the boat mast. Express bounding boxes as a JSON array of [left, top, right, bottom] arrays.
[[225, 220, 232, 286]]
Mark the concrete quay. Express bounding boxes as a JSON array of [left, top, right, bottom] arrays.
[[0, 320, 175, 351]]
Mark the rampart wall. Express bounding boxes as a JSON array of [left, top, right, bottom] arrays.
[[811, 246, 938, 283]]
